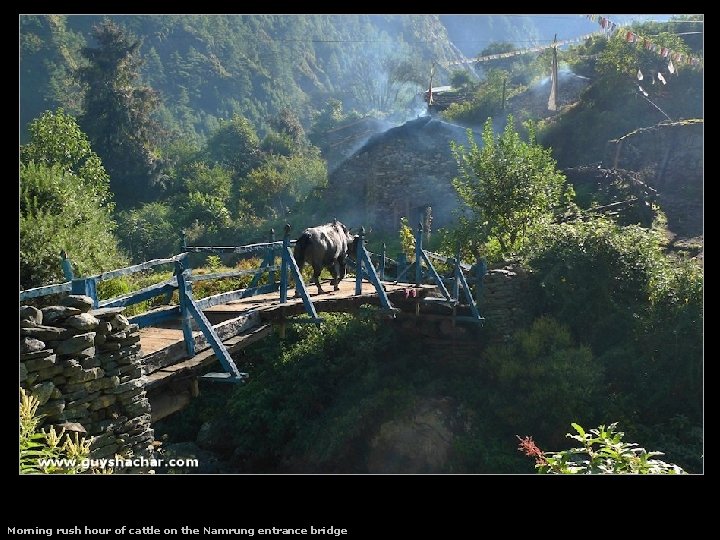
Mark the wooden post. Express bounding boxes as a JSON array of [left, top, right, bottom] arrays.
[[175, 261, 195, 357], [71, 277, 98, 308], [280, 224, 291, 304], [180, 230, 187, 252], [60, 250, 74, 281], [355, 226, 365, 295], [415, 221, 423, 287]]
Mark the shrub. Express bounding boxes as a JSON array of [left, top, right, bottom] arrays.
[[518, 422, 686, 474], [482, 316, 603, 446]]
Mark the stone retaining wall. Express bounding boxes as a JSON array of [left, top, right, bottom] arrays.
[[20, 295, 153, 460]]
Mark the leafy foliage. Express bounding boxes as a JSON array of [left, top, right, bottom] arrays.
[[443, 69, 512, 125], [205, 113, 262, 179], [522, 217, 702, 468], [116, 202, 178, 261], [482, 317, 603, 446], [20, 16, 86, 134], [20, 388, 94, 474], [20, 162, 126, 288], [519, 422, 686, 474], [240, 154, 327, 221], [20, 108, 110, 193], [20, 108, 125, 287], [451, 115, 574, 258], [398, 216, 416, 261], [162, 312, 426, 472]]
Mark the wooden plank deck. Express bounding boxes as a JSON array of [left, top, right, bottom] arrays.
[[138, 278, 434, 386]]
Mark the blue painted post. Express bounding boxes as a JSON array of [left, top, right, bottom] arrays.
[[280, 224, 291, 304], [268, 228, 276, 286], [415, 221, 424, 286], [175, 261, 196, 357], [71, 278, 98, 308], [60, 250, 74, 281], [396, 252, 407, 283], [380, 243, 386, 281], [355, 227, 365, 295]]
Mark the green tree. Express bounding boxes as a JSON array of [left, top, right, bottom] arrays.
[[270, 107, 307, 149], [450, 115, 573, 258], [450, 69, 474, 90], [20, 162, 126, 288], [20, 109, 125, 287], [205, 113, 262, 179], [524, 217, 703, 424], [77, 19, 163, 208], [20, 15, 86, 137], [20, 108, 110, 193], [116, 202, 178, 261], [240, 155, 327, 220]]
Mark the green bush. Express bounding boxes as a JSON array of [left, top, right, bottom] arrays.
[[157, 312, 427, 472], [481, 316, 603, 446], [20, 162, 126, 288], [523, 217, 702, 422]]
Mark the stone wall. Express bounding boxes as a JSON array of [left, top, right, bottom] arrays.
[[20, 295, 153, 460], [481, 264, 532, 340]]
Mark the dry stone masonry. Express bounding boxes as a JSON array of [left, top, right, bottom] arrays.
[[20, 295, 154, 460]]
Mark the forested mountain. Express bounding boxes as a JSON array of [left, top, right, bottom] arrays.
[[21, 15, 468, 142]]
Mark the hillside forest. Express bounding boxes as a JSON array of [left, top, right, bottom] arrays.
[[20, 14, 703, 474]]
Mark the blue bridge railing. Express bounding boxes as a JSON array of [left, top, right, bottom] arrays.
[[20, 222, 486, 383]]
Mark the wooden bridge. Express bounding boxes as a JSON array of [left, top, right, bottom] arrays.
[[21, 222, 485, 421]]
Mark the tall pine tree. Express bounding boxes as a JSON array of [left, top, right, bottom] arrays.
[[77, 19, 163, 208]]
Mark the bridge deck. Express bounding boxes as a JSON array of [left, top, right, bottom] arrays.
[[139, 279, 433, 390]]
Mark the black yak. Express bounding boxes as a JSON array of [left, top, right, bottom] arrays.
[[293, 219, 357, 295]]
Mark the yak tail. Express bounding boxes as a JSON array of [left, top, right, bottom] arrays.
[[293, 233, 311, 269]]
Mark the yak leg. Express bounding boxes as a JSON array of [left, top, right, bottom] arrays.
[[331, 260, 342, 291], [314, 268, 326, 295]]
